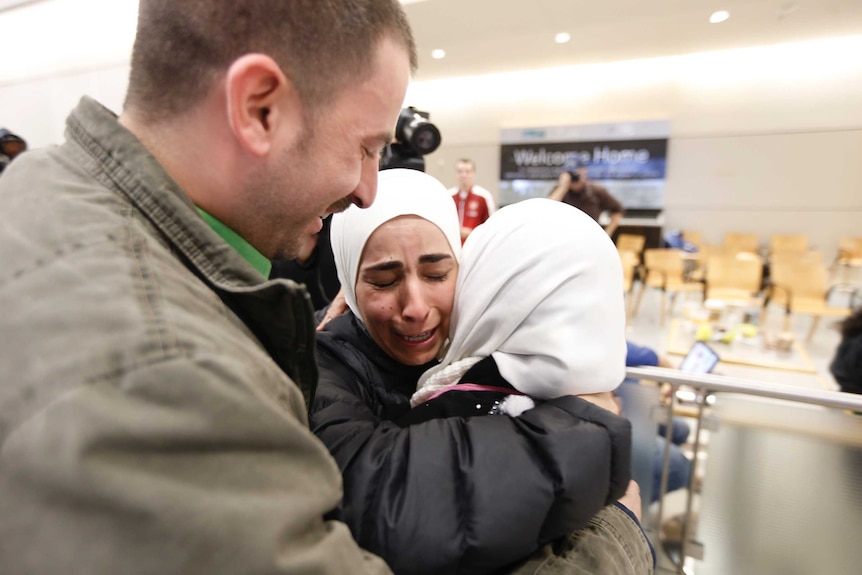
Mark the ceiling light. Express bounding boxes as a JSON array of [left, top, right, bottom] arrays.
[[431, 49, 446, 60], [555, 32, 571, 44], [709, 10, 730, 24]]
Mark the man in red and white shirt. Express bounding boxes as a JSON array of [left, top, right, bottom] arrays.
[[449, 158, 496, 243]]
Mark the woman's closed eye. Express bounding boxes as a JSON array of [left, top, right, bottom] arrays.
[[426, 273, 450, 282], [362, 270, 401, 289], [421, 261, 455, 283]]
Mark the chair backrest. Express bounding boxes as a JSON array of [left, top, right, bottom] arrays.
[[616, 233, 646, 255], [644, 248, 686, 277], [724, 232, 759, 254], [682, 230, 703, 249], [706, 254, 763, 294], [771, 234, 809, 254], [771, 260, 829, 299], [771, 249, 823, 266], [698, 244, 732, 261], [838, 237, 862, 260], [619, 250, 639, 292]]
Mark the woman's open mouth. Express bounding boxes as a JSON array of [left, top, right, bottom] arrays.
[[399, 329, 435, 344]]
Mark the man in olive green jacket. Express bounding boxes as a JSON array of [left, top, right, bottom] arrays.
[[0, 1, 414, 573]]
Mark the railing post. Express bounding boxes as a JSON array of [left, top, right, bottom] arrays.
[[679, 391, 708, 570]]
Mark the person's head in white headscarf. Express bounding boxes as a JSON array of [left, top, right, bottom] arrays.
[[414, 198, 627, 405], [330, 168, 461, 365]]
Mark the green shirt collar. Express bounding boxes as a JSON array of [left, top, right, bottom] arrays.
[[196, 208, 271, 278]]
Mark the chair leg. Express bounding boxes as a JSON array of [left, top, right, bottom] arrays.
[[806, 316, 820, 342], [625, 286, 638, 323], [624, 293, 631, 324], [668, 291, 679, 319], [660, 291, 667, 327], [633, 283, 647, 318]]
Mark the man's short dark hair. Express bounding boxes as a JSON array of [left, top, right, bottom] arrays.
[[457, 159, 476, 170], [124, 0, 417, 122]]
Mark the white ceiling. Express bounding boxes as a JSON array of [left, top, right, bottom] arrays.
[[402, 0, 862, 81]]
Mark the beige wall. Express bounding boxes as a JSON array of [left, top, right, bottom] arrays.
[[411, 37, 862, 256]]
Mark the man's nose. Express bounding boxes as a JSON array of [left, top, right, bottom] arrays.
[[352, 159, 379, 209]]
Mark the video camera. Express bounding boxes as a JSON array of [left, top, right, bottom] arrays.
[[379, 107, 441, 172]]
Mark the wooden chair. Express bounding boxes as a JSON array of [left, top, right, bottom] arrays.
[[770, 249, 823, 267], [836, 237, 862, 263], [687, 243, 730, 282], [770, 234, 809, 254], [682, 230, 703, 250], [616, 233, 646, 257], [834, 237, 862, 282], [764, 260, 858, 341], [723, 232, 759, 255], [705, 253, 764, 303], [633, 248, 705, 326]]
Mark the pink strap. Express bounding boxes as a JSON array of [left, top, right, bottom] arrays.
[[423, 383, 524, 403]]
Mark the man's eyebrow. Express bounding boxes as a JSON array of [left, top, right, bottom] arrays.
[[419, 254, 453, 264], [362, 261, 403, 273]]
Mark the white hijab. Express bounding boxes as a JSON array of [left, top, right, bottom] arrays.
[[330, 168, 462, 323], [414, 198, 626, 405]]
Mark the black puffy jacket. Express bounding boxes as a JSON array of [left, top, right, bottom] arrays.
[[312, 313, 632, 575], [831, 333, 862, 395]]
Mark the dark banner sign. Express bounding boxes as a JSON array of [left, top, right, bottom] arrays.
[[497, 121, 670, 209], [500, 138, 667, 181]]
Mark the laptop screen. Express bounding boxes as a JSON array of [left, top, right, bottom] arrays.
[[679, 341, 720, 374]]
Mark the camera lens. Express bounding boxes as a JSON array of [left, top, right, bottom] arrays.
[[399, 111, 441, 155]]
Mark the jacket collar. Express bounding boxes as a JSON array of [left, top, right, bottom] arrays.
[[322, 312, 438, 396], [65, 97, 318, 404]]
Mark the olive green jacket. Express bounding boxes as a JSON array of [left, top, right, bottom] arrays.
[[0, 97, 391, 575]]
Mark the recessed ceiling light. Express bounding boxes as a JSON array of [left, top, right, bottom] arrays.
[[555, 32, 571, 44], [709, 10, 730, 24], [431, 49, 446, 59]]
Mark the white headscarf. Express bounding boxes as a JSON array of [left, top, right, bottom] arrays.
[[330, 168, 461, 322], [414, 198, 626, 405]]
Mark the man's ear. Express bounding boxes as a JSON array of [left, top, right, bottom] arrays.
[[224, 54, 303, 157]]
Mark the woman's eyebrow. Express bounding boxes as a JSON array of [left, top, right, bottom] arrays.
[[363, 261, 404, 273], [419, 254, 453, 264]]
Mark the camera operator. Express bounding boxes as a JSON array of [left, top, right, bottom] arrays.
[[0, 129, 27, 175]]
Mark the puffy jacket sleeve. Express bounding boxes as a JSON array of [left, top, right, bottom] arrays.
[[312, 347, 632, 575]]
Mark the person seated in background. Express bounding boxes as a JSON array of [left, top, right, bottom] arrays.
[[830, 307, 862, 396], [549, 168, 624, 237], [625, 340, 693, 503], [314, 169, 654, 575]]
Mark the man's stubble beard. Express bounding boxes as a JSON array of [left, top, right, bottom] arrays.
[[255, 135, 356, 261]]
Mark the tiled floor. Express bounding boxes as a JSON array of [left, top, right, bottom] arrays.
[[625, 280, 862, 575]]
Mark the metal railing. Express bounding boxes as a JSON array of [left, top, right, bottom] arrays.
[[625, 366, 862, 573]]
